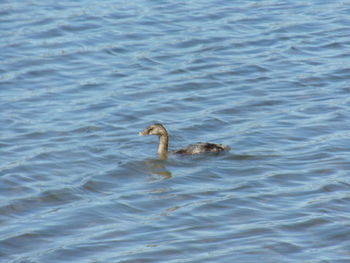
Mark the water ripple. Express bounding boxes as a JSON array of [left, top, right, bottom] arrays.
[[1, 0, 350, 262]]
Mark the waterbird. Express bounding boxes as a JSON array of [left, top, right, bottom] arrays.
[[139, 123, 230, 158]]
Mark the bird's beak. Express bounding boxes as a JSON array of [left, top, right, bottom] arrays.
[[139, 129, 147, 136]]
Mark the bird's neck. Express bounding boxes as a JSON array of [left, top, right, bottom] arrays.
[[158, 134, 168, 159]]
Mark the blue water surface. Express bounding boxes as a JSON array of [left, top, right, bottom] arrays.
[[1, 0, 350, 262]]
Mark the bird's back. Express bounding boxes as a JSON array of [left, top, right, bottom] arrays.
[[173, 142, 230, 155]]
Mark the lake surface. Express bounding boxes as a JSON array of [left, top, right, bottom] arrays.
[[1, 0, 350, 262]]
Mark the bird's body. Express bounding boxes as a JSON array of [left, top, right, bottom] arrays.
[[173, 142, 229, 155], [139, 123, 229, 158]]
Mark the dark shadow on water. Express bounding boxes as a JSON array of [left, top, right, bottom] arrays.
[[222, 153, 280, 161]]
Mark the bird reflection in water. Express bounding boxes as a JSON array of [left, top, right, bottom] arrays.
[[143, 159, 172, 179]]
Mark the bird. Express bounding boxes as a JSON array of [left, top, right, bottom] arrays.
[[139, 123, 230, 158]]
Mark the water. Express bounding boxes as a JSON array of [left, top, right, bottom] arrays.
[[1, 0, 350, 262]]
